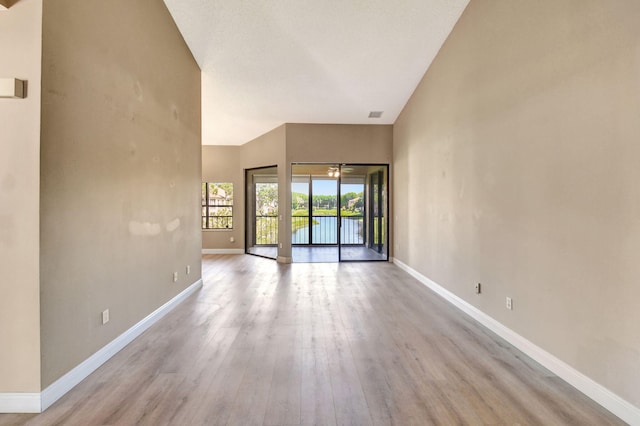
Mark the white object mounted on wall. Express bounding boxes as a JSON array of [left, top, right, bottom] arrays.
[[0, 0, 20, 10], [0, 78, 26, 98]]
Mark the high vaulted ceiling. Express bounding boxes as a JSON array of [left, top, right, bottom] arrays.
[[163, 0, 469, 145]]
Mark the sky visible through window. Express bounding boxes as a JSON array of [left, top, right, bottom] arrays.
[[313, 180, 336, 196], [291, 182, 309, 195], [341, 183, 363, 194]]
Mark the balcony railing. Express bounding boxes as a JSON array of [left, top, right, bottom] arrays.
[[202, 215, 233, 230], [255, 215, 365, 246], [341, 216, 364, 244], [292, 216, 311, 244], [256, 215, 278, 245], [291, 215, 364, 245]]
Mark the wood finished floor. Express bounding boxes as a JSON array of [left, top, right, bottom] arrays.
[[0, 254, 624, 426]]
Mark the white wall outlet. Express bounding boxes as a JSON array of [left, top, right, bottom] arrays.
[[279, 243, 283, 249], [186, 265, 191, 275], [475, 283, 481, 294], [102, 309, 110, 325], [506, 297, 513, 310], [173, 272, 178, 282], [230, 236, 235, 243]]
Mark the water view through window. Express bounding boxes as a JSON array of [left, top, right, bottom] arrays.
[[289, 163, 389, 263], [246, 164, 388, 262], [291, 178, 364, 245]]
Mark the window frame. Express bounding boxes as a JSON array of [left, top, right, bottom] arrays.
[[202, 182, 234, 230]]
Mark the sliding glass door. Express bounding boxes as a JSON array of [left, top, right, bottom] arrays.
[[339, 164, 388, 261], [291, 163, 388, 262], [246, 166, 278, 259], [291, 168, 339, 262]]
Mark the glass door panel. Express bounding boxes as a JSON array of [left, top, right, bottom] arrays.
[[311, 178, 338, 245], [339, 164, 388, 262], [291, 164, 339, 263], [339, 171, 365, 246], [246, 166, 278, 259], [291, 175, 310, 245]]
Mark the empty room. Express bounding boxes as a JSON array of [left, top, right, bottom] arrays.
[[1, 0, 639, 425]]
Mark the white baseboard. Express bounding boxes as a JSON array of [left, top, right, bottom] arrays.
[[393, 258, 640, 426], [1, 279, 202, 414], [202, 248, 244, 254], [37, 278, 203, 412], [0, 393, 41, 414]]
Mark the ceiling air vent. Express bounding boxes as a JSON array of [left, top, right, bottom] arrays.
[[368, 111, 383, 118]]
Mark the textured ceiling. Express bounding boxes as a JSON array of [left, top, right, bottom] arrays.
[[163, 0, 469, 145]]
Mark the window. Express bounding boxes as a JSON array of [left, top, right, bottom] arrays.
[[202, 182, 233, 229]]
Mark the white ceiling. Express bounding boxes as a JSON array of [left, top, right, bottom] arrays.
[[163, 0, 469, 145]]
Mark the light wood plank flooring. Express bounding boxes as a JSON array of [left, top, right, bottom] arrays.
[[0, 255, 624, 425]]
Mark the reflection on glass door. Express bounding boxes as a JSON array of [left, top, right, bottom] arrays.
[[246, 166, 278, 259]]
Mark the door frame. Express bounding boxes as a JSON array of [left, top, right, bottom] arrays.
[[245, 165, 279, 260]]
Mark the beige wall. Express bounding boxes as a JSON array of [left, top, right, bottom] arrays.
[[286, 124, 393, 165], [202, 124, 393, 259], [40, 0, 202, 387], [394, 0, 640, 407], [240, 124, 287, 171], [202, 125, 286, 253], [0, 0, 42, 393]]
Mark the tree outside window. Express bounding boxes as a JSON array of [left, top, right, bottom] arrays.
[[202, 182, 233, 229]]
